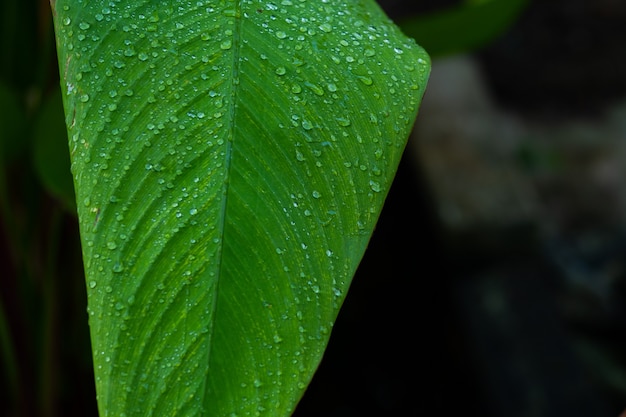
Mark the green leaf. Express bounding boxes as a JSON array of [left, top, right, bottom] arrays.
[[52, 1, 429, 416], [32, 87, 76, 212], [398, 0, 528, 58], [0, 82, 26, 163]]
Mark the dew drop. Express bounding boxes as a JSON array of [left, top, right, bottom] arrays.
[[79, 22, 90, 30], [80, 94, 90, 102], [357, 75, 373, 86], [62, 17, 71, 26], [336, 117, 351, 127], [220, 40, 232, 50], [312, 191, 321, 199], [275, 66, 286, 76], [304, 81, 324, 96], [89, 280, 97, 289], [319, 23, 332, 33], [107, 241, 118, 250], [275, 31, 287, 39], [369, 180, 381, 192]]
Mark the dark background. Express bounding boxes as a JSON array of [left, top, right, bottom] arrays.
[[1, 0, 626, 416]]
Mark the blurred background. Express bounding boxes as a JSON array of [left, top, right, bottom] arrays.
[[1, 0, 626, 416]]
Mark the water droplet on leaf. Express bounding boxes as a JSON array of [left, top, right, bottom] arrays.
[[319, 23, 332, 33], [336, 117, 351, 127], [357, 75, 373, 85]]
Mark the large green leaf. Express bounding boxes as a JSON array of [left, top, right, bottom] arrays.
[[52, 1, 429, 416]]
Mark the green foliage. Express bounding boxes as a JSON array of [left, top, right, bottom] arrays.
[[0, 83, 27, 162], [51, 0, 429, 416], [33, 88, 76, 212], [398, 0, 528, 57]]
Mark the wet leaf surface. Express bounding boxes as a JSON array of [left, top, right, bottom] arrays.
[[52, 1, 429, 415]]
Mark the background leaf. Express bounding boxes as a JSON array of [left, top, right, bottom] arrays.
[[52, 1, 429, 416], [0, 82, 26, 163], [398, 0, 529, 58], [32, 86, 76, 212]]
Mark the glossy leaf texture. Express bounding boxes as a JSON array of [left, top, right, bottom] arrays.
[[52, 1, 429, 416]]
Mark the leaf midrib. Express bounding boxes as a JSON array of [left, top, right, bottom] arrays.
[[202, 0, 244, 408]]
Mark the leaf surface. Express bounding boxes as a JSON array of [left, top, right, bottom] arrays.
[[52, 1, 429, 416]]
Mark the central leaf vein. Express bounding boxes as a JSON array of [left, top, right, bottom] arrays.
[[202, 0, 244, 406]]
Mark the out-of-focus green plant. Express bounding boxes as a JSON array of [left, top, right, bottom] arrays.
[[398, 0, 529, 58]]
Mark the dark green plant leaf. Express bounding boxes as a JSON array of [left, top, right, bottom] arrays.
[[32, 87, 75, 212], [52, 1, 429, 416], [0, 82, 26, 163], [398, 0, 528, 58]]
